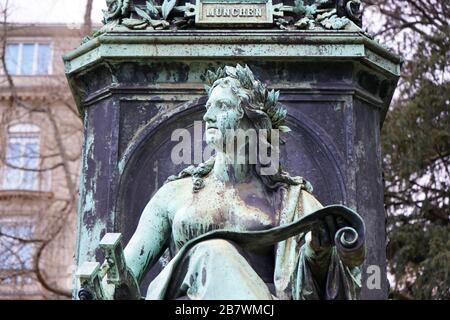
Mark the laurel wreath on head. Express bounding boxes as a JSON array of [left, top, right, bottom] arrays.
[[203, 64, 291, 133]]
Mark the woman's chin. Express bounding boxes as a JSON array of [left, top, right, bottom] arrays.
[[206, 132, 220, 143], [206, 138, 223, 151]]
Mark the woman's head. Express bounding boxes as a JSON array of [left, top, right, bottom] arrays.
[[203, 76, 247, 149], [203, 65, 288, 151], [167, 64, 308, 192]]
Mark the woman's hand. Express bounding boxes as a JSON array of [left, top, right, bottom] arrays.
[[307, 212, 365, 267], [308, 215, 349, 253], [101, 255, 141, 300]]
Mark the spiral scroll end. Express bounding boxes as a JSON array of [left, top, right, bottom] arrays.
[[334, 226, 365, 267], [337, 227, 359, 249]]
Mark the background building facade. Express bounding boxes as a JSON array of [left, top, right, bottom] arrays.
[[0, 24, 84, 299]]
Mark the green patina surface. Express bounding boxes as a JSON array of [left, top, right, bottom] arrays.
[[67, 1, 402, 301], [76, 65, 366, 300], [93, 0, 364, 34], [65, 30, 400, 76], [64, 29, 401, 122]]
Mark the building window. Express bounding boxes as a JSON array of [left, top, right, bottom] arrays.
[[5, 42, 52, 75], [2, 123, 41, 191], [0, 218, 35, 288]]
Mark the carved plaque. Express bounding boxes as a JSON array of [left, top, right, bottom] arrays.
[[195, 0, 274, 26]]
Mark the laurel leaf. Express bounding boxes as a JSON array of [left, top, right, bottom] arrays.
[[274, 90, 280, 102], [219, 67, 226, 79], [245, 65, 256, 83], [224, 66, 237, 78], [267, 89, 277, 107], [135, 6, 152, 22], [249, 109, 268, 118], [267, 106, 276, 117], [235, 64, 248, 87], [122, 0, 131, 15], [161, 0, 177, 20], [279, 125, 291, 133], [146, 0, 159, 17], [206, 70, 215, 85], [122, 18, 148, 29]]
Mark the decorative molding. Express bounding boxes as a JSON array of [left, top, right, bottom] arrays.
[[0, 190, 54, 200], [84, 0, 363, 42]]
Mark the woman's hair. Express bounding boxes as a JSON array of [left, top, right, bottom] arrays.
[[166, 64, 312, 193]]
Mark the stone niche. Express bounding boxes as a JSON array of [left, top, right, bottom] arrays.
[[65, 26, 401, 299]]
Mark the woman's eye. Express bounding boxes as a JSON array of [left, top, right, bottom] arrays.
[[220, 103, 227, 110]]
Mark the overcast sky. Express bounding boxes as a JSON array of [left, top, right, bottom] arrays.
[[0, 0, 105, 24]]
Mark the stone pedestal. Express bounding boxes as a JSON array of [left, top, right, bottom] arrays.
[[64, 29, 401, 299]]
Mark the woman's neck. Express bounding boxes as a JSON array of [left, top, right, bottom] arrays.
[[213, 150, 253, 184]]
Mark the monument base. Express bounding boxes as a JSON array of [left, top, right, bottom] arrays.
[[65, 29, 401, 299]]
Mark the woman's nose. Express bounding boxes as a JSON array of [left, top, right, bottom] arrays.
[[203, 109, 216, 123]]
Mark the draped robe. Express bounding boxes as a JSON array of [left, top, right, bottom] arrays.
[[145, 180, 364, 300]]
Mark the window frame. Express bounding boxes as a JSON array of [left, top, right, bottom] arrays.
[[0, 215, 38, 295], [1, 123, 42, 191], [4, 39, 53, 76]]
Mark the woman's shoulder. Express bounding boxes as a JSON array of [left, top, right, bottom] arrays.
[[145, 177, 193, 219], [288, 176, 314, 194], [158, 175, 193, 196], [284, 176, 323, 211]]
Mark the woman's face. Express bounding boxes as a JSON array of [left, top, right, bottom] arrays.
[[203, 81, 248, 150]]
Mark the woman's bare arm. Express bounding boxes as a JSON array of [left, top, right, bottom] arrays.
[[124, 186, 172, 283]]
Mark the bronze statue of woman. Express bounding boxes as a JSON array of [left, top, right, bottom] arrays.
[[98, 64, 366, 300]]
